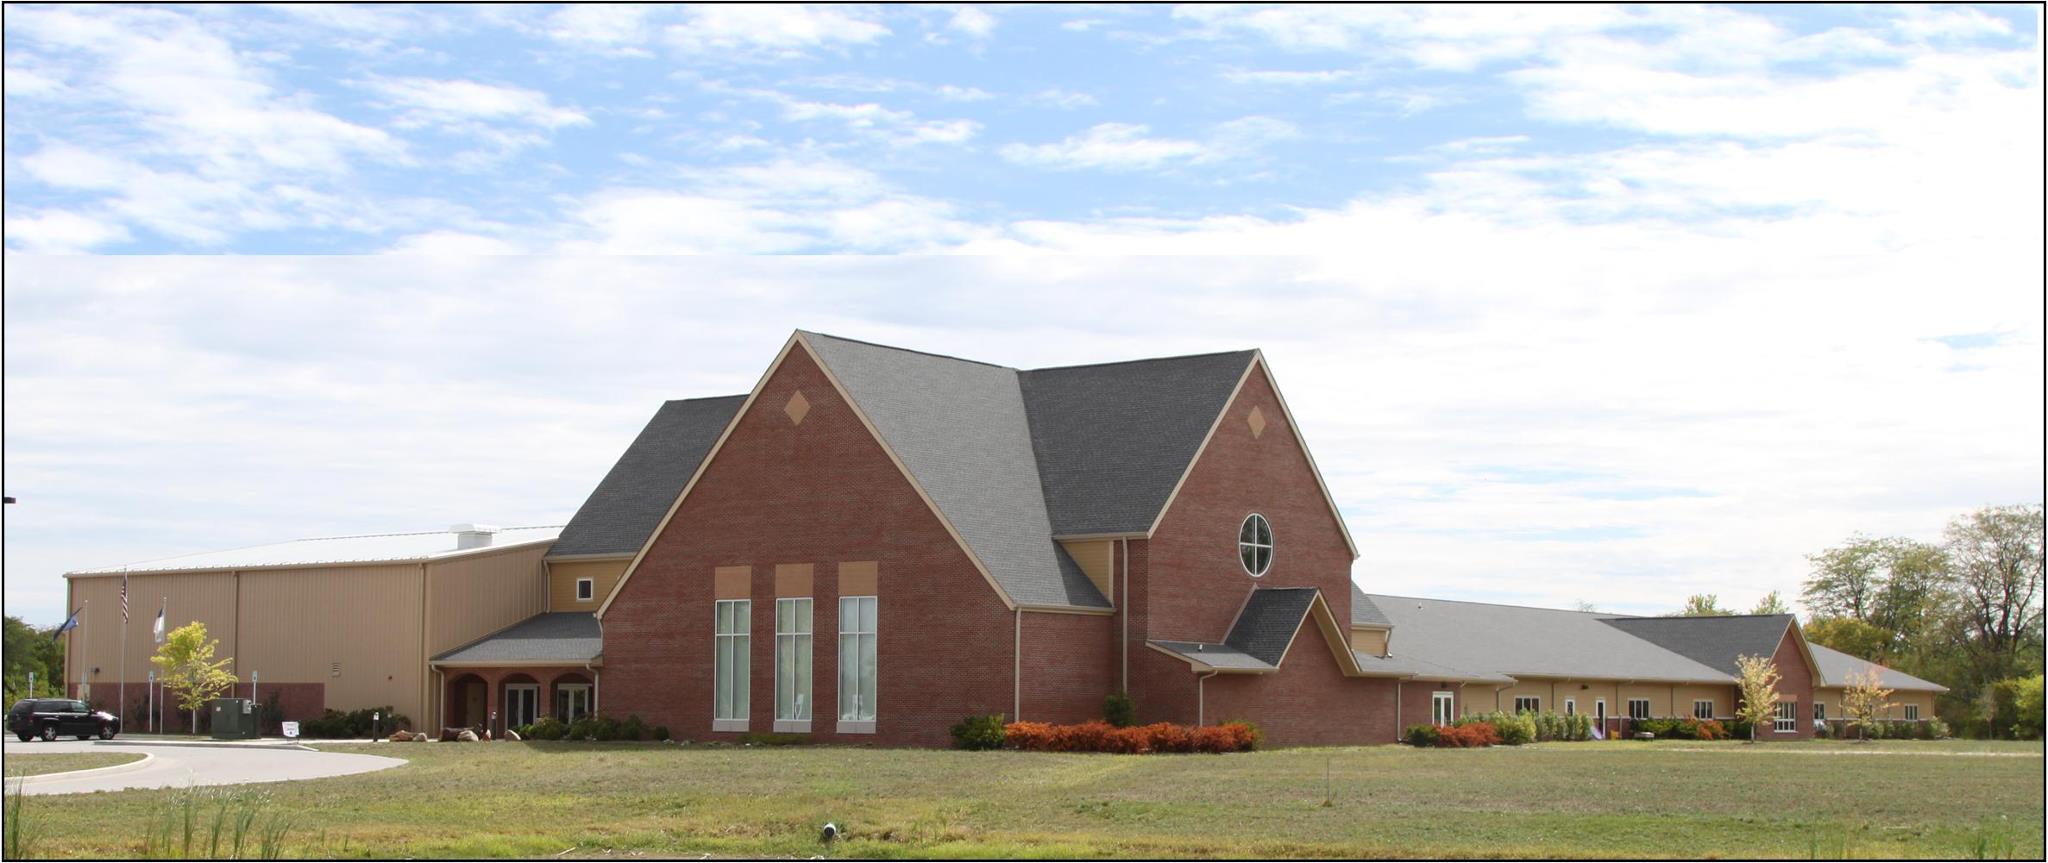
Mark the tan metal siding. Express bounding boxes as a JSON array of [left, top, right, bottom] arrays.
[[428, 544, 550, 655], [1057, 539, 1115, 601], [63, 571, 239, 710], [548, 559, 628, 611], [237, 564, 426, 719]]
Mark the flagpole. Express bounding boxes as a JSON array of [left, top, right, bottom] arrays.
[[120, 574, 129, 729]]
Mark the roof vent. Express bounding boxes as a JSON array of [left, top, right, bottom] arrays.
[[450, 523, 500, 550]]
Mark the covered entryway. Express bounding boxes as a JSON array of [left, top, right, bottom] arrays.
[[430, 612, 603, 736], [445, 674, 487, 730]]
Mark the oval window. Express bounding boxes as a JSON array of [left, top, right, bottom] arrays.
[[1239, 513, 1273, 576]]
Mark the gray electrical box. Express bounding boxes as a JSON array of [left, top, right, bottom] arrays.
[[209, 698, 260, 739]]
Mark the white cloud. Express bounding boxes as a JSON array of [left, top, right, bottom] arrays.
[[1000, 116, 1298, 171], [1221, 67, 1366, 86], [666, 5, 889, 57], [948, 6, 997, 39], [1025, 88, 1098, 109], [546, 3, 660, 54], [1, 211, 134, 252], [367, 77, 591, 130]]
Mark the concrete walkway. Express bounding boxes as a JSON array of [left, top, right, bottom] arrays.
[[4, 738, 405, 795]]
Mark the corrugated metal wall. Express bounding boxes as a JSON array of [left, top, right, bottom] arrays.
[[427, 543, 549, 655], [63, 539, 553, 728], [238, 564, 426, 721]]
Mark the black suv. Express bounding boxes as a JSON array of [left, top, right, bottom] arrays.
[[7, 699, 120, 742]]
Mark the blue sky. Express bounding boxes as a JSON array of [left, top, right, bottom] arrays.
[[3, 5, 2043, 625]]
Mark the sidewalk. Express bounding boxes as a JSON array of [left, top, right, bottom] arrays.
[[99, 734, 311, 749]]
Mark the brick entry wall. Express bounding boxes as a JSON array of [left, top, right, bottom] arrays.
[[602, 345, 1018, 747]]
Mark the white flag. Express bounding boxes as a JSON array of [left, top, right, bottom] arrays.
[[153, 606, 166, 644]]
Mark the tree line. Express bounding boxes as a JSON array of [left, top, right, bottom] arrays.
[[1671, 503, 2044, 738]]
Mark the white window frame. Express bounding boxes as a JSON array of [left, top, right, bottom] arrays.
[[557, 683, 591, 722], [1431, 691, 1454, 726], [1564, 698, 1576, 716], [1813, 702, 1826, 723], [505, 683, 539, 728], [1773, 701, 1796, 733], [1627, 698, 1651, 721], [1903, 704, 1919, 721], [1693, 699, 1715, 720], [1513, 696, 1540, 714], [713, 599, 750, 732], [1238, 513, 1273, 577], [575, 577, 594, 602], [1594, 698, 1607, 728], [837, 595, 877, 733], [775, 597, 813, 733]]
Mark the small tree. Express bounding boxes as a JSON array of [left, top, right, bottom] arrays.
[[1840, 668, 1895, 743], [1735, 654, 1781, 743], [151, 622, 236, 734]]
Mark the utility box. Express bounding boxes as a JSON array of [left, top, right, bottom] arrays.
[[210, 698, 260, 739]]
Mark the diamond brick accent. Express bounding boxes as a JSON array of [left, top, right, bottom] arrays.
[[1247, 405, 1266, 439], [784, 390, 811, 425]]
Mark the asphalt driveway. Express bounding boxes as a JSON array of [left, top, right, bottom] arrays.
[[3, 738, 404, 795]]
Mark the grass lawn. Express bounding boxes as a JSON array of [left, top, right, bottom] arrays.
[[9, 738, 2042, 859], [3, 753, 146, 779]]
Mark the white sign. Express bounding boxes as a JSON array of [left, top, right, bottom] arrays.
[[282, 721, 300, 739]]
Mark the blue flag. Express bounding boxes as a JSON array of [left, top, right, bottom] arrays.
[[52, 608, 82, 638]]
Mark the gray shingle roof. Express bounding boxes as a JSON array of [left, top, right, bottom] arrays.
[[1349, 584, 1392, 627], [432, 613, 602, 665], [1017, 351, 1257, 536], [1224, 587, 1319, 665], [1808, 642, 1949, 692], [1350, 651, 1512, 683], [1600, 615, 1795, 678], [550, 395, 746, 558], [802, 332, 1108, 608], [1365, 594, 1737, 683], [1151, 640, 1275, 671]]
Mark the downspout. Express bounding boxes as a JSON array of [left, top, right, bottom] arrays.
[[1493, 684, 1511, 712], [1197, 670, 1219, 726], [1119, 538, 1129, 695], [586, 659, 600, 718], [1013, 608, 1022, 721]]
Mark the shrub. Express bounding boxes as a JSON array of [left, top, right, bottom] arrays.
[[1221, 720, 1262, 751], [1726, 717, 1755, 739], [1103, 691, 1136, 728], [1437, 722, 1499, 748], [565, 717, 595, 741], [621, 715, 647, 742], [1001, 720, 1254, 754], [1564, 713, 1593, 741], [1403, 724, 1440, 748], [652, 725, 671, 742], [298, 706, 407, 739], [2009, 675, 2044, 740], [522, 717, 566, 740], [1694, 719, 1727, 741], [1926, 718, 1951, 740], [951, 713, 1007, 750], [1461, 711, 1533, 745]]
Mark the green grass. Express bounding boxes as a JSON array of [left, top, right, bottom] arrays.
[[12, 738, 2043, 859], [3, 752, 146, 778]]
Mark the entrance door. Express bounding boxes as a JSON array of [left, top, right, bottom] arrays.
[[1595, 699, 1607, 735], [461, 681, 486, 730], [1431, 691, 1454, 726], [505, 684, 539, 728], [557, 684, 591, 721]]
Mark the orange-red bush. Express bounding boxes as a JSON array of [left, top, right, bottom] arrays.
[[1437, 722, 1501, 748], [1002, 720, 1254, 754]]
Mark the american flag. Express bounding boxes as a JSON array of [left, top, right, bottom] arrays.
[[121, 574, 130, 622]]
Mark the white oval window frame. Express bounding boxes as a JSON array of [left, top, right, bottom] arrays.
[[1239, 513, 1274, 577]]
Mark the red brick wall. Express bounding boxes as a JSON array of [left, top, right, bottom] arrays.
[[1019, 610, 1114, 724], [1143, 363, 1355, 643], [1763, 626, 1816, 740], [1397, 679, 1466, 734], [1203, 636, 1400, 746], [1128, 643, 1199, 726], [601, 345, 1016, 747]]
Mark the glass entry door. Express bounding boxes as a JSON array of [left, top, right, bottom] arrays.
[[505, 684, 539, 728]]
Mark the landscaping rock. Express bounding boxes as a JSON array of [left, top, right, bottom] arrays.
[[388, 731, 413, 742], [440, 727, 466, 742], [457, 729, 479, 742], [505, 729, 521, 741]]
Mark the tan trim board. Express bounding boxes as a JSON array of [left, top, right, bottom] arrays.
[[543, 552, 634, 563], [1016, 604, 1115, 616], [713, 566, 751, 600], [429, 659, 604, 669], [774, 563, 814, 597], [1050, 532, 1148, 542], [596, 334, 798, 618]]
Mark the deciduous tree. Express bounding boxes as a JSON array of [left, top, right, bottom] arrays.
[[1751, 591, 1791, 615], [1941, 504, 2045, 685], [1735, 654, 1781, 743], [151, 622, 236, 733], [1674, 594, 1734, 617], [1840, 669, 1895, 742]]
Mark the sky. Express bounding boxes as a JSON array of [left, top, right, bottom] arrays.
[[3, 4, 2043, 625]]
